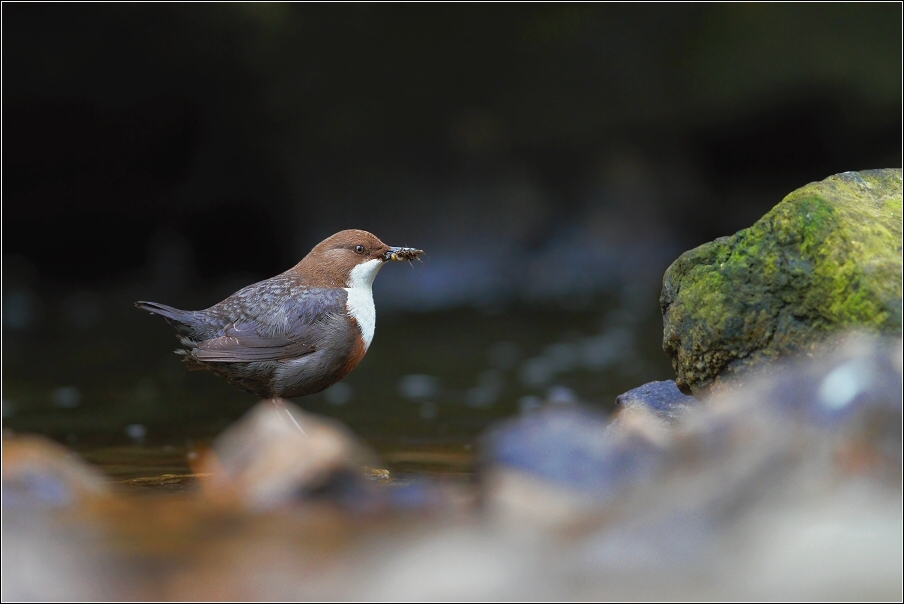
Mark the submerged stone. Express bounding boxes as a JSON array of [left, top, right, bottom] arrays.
[[661, 169, 903, 396]]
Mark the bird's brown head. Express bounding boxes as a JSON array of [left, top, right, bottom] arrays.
[[291, 229, 423, 288]]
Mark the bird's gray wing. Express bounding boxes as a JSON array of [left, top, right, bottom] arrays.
[[192, 288, 347, 363]]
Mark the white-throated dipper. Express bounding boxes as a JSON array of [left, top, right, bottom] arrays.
[[136, 230, 423, 402]]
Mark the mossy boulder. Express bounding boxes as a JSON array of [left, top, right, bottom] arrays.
[[661, 169, 903, 397]]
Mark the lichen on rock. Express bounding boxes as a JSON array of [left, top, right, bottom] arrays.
[[661, 169, 903, 397]]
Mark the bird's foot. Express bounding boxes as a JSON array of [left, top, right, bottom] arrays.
[[264, 397, 307, 436]]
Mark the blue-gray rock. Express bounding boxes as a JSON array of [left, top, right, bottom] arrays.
[[615, 380, 700, 425]]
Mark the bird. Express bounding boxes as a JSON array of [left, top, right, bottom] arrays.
[[136, 229, 423, 411]]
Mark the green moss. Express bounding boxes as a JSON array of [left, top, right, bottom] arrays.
[[662, 169, 903, 396]]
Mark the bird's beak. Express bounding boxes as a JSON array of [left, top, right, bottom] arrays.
[[383, 246, 424, 262]]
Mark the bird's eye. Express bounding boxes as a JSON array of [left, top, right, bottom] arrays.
[[354, 245, 365, 254]]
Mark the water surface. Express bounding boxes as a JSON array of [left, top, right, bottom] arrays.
[[3, 289, 672, 482]]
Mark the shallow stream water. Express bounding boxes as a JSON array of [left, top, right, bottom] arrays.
[[3, 285, 673, 485]]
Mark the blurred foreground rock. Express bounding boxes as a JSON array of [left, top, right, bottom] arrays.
[[458, 334, 903, 599], [2, 335, 901, 600], [2, 433, 109, 507], [2, 435, 121, 601], [662, 169, 903, 397], [196, 400, 382, 510], [483, 334, 900, 513]]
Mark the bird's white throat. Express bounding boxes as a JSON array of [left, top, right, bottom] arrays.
[[344, 259, 383, 349]]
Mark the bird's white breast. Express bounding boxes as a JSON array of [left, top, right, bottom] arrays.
[[344, 259, 383, 350]]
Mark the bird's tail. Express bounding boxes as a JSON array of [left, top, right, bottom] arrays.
[[135, 299, 208, 336], [135, 300, 192, 322]]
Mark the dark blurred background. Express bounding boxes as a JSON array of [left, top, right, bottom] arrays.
[[2, 4, 901, 458]]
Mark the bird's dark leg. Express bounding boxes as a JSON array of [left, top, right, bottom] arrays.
[[265, 397, 307, 436]]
